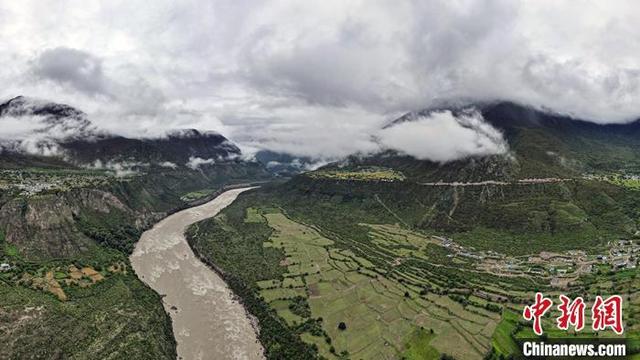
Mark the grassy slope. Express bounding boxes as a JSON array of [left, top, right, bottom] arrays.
[[402, 329, 439, 360], [187, 182, 640, 359], [0, 243, 175, 360], [281, 177, 640, 256], [0, 273, 175, 359], [187, 191, 510, 359], [187, 195, 319, 360], [0, 164, 271, 359]]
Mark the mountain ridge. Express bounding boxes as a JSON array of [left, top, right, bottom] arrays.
[[0, 96, 245, 169], [332, 101, 640, 182]]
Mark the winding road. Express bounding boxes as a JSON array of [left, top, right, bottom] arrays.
[[130, 188, 264, 360]]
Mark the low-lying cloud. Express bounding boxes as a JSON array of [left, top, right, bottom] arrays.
[[0, 115, 81, 157], [186, 156, 215, 170], [86, 159, 147, 177], [0, 1, 639, 163], [0, 97, 98, 157], [377, 111, 508, 162]]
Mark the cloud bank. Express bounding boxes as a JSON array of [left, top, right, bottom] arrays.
[[33, 47, 107, 95], [0, 1, 639, 161], [377, 111, 508, 162]]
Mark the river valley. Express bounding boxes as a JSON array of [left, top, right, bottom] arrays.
[[130, 188, 264, 360]]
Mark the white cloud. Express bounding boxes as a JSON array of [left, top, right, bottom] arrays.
[[186, 156, 215, 170], [377, 110, 508, 162], [0, 0, 639, 162], [158, 161, 178, 169], [85, 159, 147, 177]]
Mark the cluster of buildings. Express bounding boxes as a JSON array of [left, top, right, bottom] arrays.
[[433, 234, 639, 289], [605, 239, 639, 270], [0, 170, 110, 196]]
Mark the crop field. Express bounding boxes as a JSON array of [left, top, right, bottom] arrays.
[[0, 265, 176, 359], [180, 188, 217, 202], [237, 210, 503, 359], [305, 167, 406, 182], [607, 176, 640, 190], [188, 189, 640, 359]]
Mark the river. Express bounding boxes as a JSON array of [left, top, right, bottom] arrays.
[[130, 188, 264, 360]]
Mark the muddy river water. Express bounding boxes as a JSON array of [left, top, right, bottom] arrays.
[[130, 188, 264, 360]]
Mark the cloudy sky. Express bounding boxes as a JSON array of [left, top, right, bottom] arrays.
[[1, 0, 639, 161]]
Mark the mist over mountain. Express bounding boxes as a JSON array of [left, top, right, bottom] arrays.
[[3, 96, 640, 180], [0, 96, 245, 171], [329, 101, 640, 181], [2, 2, 640, 164], [2, 3, 640, 360]]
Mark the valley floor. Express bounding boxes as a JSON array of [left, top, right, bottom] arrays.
[[186, 186, 640, 360], [130, 187, 263, 360]]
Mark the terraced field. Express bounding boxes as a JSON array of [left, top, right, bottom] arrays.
[[305, 167, 406, 182], [187, 190, 640, 359], [0, 264, 175, 359], [235, 210, 503, 359], [191, 208, 516, 359]]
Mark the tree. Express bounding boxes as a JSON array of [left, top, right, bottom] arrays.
[[338, 322, 347, 331]]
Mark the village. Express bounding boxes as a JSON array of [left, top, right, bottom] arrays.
[[435, 235, 639, 288], [0, 169, 112, 196]]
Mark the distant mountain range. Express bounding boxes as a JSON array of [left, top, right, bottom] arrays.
[[338, 101, 640, 182], [3, 97, 640, 180], [0, 96, 242, 170]]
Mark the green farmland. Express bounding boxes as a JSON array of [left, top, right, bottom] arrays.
[[306, 167, 406, 182], [187, 188, 640, 360]]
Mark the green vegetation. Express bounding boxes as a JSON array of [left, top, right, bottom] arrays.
[[0, 240, 176, 359], [490, 310, 522, 357], [180, 188, 217, 202], [402, 328, 439, 360], [245, 207, 264, 223], [306, 166, 405, 182], [0, 163, 271, 359], [272, 176, 640, 256], [1, 229, 19, 258], [76, 208, 142, 254], [0, 265, 175, 359], [188, 197, 508, 359], [606, 175, 640, 190], [187, 178, 640, 359], [187, 202, 318, 359]]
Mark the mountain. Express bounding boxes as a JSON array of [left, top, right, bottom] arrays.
[[254, 150, 322, 177], [339, 101, 640, 182], [0, 95, 94, 134], [181, 102, 640, 359], [0, 95, 271, 259], [0, 96, 250, 171], [272, 101, 640, 256], [182, 101, 640, 360], [61, 129, 241, 167], [0, 97, 272, 359]]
